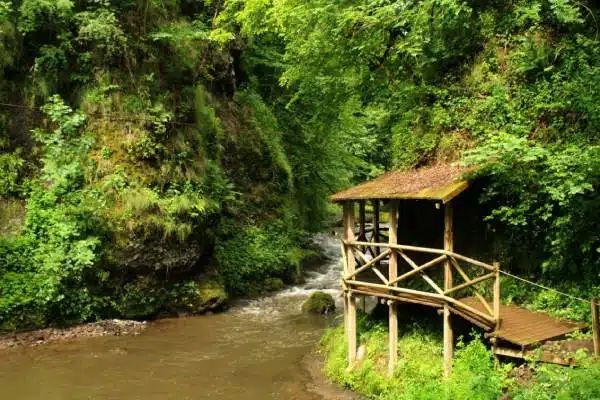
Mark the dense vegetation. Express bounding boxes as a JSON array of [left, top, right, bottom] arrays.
[[2, 0, 600, 330], [0, 0, 349, 329], [322, 314, 600, 400]]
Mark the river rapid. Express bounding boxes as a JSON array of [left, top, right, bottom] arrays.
[[0, 233, 353, 400]]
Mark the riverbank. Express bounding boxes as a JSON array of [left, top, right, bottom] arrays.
[[0, 319, 148, 350], [321, 314, 600, 399]]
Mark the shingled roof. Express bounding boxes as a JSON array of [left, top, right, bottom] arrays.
[[330, 163, 472, 203]]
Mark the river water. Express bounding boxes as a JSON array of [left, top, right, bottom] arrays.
[[0, 233, 353, 400]]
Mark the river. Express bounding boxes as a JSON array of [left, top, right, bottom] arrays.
[[0, 233, 354, 400]]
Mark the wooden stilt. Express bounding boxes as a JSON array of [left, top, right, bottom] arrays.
[[592, 298, 600, 357], [388, 300, 398, 376], [443, 202, 454, 377], [388, 201, 399, 375], [494, 262, 501, 330], [343, 201, 357, 365]]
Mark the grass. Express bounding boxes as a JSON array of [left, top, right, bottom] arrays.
[[321, 313, 600, 400]]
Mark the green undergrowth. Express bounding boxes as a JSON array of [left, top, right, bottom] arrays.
[[500, 278, 599, 325], [321, 315, 600, 400], [215, 217, 312, 296]]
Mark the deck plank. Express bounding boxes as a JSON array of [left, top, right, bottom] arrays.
[[460, 297, 586, 347]]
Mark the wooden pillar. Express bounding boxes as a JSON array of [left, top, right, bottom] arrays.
[[343, 201, 357, 364], [359, 201, 366, 241], [443, 202, 454, 377], [373, 200, 380, 259], [493, 262, 501, 331], [388, 201, 399, 375], [358, 200, 367, 312], [592, 298, 600, 357]]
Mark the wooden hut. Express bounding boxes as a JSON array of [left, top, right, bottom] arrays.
[[330, 163, 585, 376]]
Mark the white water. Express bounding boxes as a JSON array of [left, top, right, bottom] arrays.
[[233, 232, 344, 318]]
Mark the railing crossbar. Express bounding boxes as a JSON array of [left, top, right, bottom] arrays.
[[388, 255, 447, 286], [344, 249, 391, 280], [449, 257, 494, 316]]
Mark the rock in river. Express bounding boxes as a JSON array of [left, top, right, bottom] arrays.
[[302, 291, 335, 314]]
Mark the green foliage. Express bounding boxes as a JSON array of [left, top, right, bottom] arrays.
[[0, 152, 23, 197], [215, 218, 304, 295], [322, 321, 600, 400], [75, 7, 127, 60], [511, 360, 600, 399], [465, 135, 600, 280], [3, 0, 600, 334], [0, 96, 101, 328], [322, 320, 503, 400]]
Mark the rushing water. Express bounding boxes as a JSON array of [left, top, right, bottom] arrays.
[[0, 233, 353, 400]]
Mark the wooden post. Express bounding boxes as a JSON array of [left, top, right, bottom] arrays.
[[358, 201, 367, 313], [443, 202, 454, 377], [592, 298, 600, 357], [359, 201, 366, 241], [343, 201, 357, 365], [493, 262, 501, 331], [388, 201, 399, 376], [373, 200, 381, 260]]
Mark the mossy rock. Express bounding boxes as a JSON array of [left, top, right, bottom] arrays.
[[302, 291, 335, 314], [196, 280, 228, 313]]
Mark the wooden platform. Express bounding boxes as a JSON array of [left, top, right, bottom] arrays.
[[460, 297, 586, 349]]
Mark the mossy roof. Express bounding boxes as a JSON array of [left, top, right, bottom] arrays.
[[330, 164, 472, 203]]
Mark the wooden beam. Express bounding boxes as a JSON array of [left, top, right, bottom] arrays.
[[449, 252, 496, 272], [449, 258, 494, 316], [388, 255, 447, 286], [494, 347, 524, 359], [445, 296, 497, 325], [388, 300, 398, 376], [343, 201, 357, 365], [345, 249, 391, 280], [592, 297, 600, 357], [346, 241, 446, 256], [398, 251, 444, 295], [344, 280, 447, 301], [443, 272, 496, 296], [358, 201, 366, 242], [443, 202, 454, 377], [388, 201, 398, 375], [353, 248, 389, 285], [494, 262, 501, 330], [346, 280, 496, 326], [347, 241, 496, 272], [340, 241, 348, 291], [446, 305, 494, 331], [348, 289, 442, 309], [373, 200, 380, 260]]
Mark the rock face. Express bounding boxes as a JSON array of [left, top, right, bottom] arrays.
[[302, 291, 336, 314]]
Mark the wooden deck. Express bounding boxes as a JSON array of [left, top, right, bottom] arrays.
[[460, 297, 586, 348], [350, 280, 585, 349]]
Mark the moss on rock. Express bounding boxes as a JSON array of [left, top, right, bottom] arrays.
[[302, 291, 335, 314], [196, 280, 228, 313]]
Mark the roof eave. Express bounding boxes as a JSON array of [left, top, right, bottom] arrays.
[[329, 181, 469, 204]]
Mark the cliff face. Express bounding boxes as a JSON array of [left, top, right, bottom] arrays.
[[0, 1, 317, 329]]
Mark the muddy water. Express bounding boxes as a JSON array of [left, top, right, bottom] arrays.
[[0, 233, 352, 400]]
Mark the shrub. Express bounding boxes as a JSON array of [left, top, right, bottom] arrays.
[[215, 218, 305, 295]]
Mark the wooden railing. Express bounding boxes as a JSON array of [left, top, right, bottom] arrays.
[[341, 240, 501, 330]]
